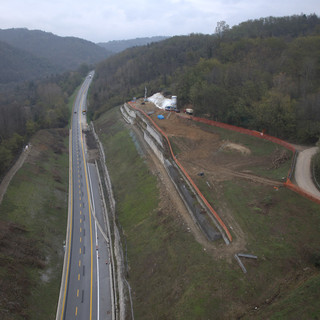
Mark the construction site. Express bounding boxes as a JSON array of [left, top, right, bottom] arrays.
[[121, 96, 300, 251]]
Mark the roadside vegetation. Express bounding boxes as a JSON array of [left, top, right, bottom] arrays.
[[96, 106, 320, 319], [0, 129, 69, 320], [0, 65, 90, 181], [0, 77, 81, 319]]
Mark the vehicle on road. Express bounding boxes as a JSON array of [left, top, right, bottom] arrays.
[[185, 108, 193, 115]]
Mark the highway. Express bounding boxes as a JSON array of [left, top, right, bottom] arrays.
[[57, 72, 113, 320]]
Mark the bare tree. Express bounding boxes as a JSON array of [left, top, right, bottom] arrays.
[[215, 21, 230, 38]]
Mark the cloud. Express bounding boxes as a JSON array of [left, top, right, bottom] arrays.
[[0, 0, 319, 42]]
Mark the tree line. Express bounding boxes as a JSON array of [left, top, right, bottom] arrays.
[[90, 13, 320, 144], [0, 64, 90, 179]]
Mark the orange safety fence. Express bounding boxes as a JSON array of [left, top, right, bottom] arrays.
[[181, 115, 296, 153], [128, 102, 233, 243], [284, 179, 320, 205], [179, 114, 320, 205]]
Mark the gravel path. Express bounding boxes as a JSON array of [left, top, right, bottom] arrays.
[[295, 146, 320, 199], [0, 146, 31, 205]]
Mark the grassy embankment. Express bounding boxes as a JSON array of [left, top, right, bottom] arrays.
[[0, 129, 69, 320], [0, 83, 81, 319], [96, 106, 320, 319]]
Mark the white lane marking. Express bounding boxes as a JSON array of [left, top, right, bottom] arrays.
[[87, 164, 100, 320], [95, 221, 100, 320]]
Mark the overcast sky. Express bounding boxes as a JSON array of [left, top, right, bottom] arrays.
[[0, 0, 319, 43]]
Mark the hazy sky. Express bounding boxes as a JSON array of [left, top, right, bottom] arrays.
[[0, 0, 319, 43]]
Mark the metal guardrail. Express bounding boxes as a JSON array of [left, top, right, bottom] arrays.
[[288, 150, 298, 181], [312, 153, 320, 191]]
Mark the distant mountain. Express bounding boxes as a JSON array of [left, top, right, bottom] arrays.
[[0, 40, 58, 84], [0, 28, 113, 82], [97, 36, 169, 53]]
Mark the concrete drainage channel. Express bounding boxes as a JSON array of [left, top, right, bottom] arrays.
[[89, 124, 133, 320], [164, 159, 221, 241], [121, 103, 225, 244]]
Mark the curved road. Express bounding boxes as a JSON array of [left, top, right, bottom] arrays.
[[57, 73, 113, 320], [295, 146, 320, 199]]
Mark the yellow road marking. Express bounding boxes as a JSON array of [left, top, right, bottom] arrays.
[[77, 289, 79, 297], [60, 127, 74, 320], [79, 92, 94, 320], [78, 273, 80, 280], [80, 237, 82, 243], [79, 260, 81, 267], [79, 247, 82, 254], [75, 306, 78, 316]]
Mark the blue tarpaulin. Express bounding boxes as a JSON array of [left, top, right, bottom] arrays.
[[157, 115, 165, 120]]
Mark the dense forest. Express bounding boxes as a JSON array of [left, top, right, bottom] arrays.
[[1, 14, 320, 184], [0, 64, 91, 179], [98, 36, 169, 54], [0, 40, 59, 84], [91, 14, 320, 144], [0, 28, 112, 83]]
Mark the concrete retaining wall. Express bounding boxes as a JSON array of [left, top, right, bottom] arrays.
[[120, 103, 228, 243], [146, 124, 163, 148], [124, 104, 136, 119], [144, 132, 165, 164], [120, 105, 134, 124]]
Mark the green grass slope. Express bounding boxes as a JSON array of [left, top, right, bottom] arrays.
[[96, 106, 320, 319], [0, 129, 69, 320]]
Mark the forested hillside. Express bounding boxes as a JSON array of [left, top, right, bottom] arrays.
[[91, 14, 320, 143], [0, 40, 58, 84], [0, 28, 112, 80], [98, 36, 169, 53], [0, 65, 91, 179]]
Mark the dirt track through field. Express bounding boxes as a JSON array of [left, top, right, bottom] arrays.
[[0, 146, 31, 205]]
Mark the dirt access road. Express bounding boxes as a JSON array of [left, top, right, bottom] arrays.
[[295, 146, 320, 199]]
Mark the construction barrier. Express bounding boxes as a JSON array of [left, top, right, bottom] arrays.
[[179, 114, 320, 205], [284, 179, 320, 205], [128, 102, 233, 243], [181, 115, 296, 152]]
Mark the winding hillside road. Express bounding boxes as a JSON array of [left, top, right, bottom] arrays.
[[295, 147, 320, 199]]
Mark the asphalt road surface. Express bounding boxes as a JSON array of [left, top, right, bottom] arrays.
[[295, 146, 320, 199], [58, 73, 113, 320]]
